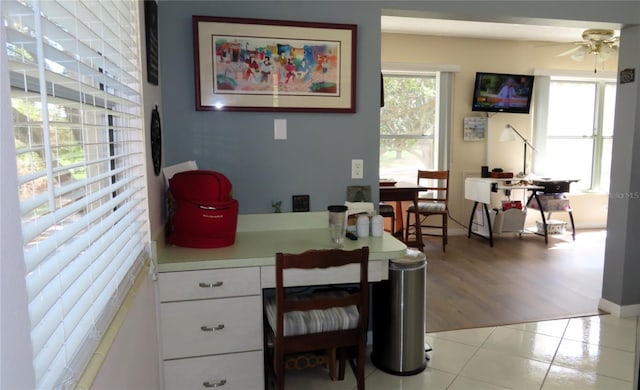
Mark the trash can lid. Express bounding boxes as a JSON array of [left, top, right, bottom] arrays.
[[390, 248, 426, 270]]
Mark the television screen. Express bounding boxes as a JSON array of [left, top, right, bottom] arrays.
[[472, 72, 535, 114]]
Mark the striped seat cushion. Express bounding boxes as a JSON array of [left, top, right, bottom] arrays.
[[265, 291, 359, 337], [408, 201, 446, 213]]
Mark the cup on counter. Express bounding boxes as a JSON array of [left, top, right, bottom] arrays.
[[356, 214, 370, 238], [328, 205, 348, 247], [371, 214, 384, 237]]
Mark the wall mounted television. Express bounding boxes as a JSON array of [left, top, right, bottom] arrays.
[[471, 72, 535, 114]]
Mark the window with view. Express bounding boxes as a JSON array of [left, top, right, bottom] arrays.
[[380, 73, 439, 184], [3, 0, 148, 387], [544, 79, 616, 192]]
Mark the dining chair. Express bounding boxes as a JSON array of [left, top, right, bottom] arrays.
[[263, 247, 369, 390], [405, 170, 450, 251], [378, 202, 395, 233]]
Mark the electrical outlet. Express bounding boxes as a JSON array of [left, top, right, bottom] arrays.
[[351, 159, 363, 179]]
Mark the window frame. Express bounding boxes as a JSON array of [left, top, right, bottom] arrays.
[[380, 63, 454, 183], [533, 74, 616, 193]]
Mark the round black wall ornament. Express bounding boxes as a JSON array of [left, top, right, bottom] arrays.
[[150, 105, 162, 176]]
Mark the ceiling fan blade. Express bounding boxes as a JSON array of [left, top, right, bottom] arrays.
[[605, 38, 620, 48], [570, 46, 588, 62], [557, 45, 585, 57]]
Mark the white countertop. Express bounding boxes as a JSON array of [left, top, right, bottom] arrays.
[[154, 211, 408, 272]]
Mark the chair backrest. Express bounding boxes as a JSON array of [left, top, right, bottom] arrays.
[[274, 247, 369, 339], [417, 170, 450, 205]]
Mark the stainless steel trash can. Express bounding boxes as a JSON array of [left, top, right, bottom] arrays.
[[371, 248, 427, 375]]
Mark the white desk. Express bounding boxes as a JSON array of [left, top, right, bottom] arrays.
[[465, 177, 547, 247], [154, 212, 407, 389]]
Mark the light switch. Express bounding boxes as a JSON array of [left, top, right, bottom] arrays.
[[274, 119, 287, 140]]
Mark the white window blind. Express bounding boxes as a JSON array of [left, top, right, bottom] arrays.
[[3, 0, 148, 388]]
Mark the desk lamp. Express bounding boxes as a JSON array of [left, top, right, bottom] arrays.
[[500, 124, 536, 177]]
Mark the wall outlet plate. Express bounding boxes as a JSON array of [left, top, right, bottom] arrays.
[[351, 159, 363, 179], [292, 195, 310, 212]]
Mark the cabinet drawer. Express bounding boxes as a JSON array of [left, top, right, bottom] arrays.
[[160, 295, 262, 359], [163, 350, 263, 390], [158, 267, 260, 302]]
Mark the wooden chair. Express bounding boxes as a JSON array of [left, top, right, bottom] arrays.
[[405, 170, 450, 251], [264, 247, 369, 390], [379, 202, 395, 233]]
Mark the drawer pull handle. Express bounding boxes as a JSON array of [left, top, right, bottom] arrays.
[[201, 324, 225, 332], [203, 379, 227, 388], [199, 281, 223, 288]]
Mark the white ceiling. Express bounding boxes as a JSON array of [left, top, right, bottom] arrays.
[[381, 16, 620, 43]]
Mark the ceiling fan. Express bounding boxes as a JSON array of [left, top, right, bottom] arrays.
[[557, 29, 619, 72]]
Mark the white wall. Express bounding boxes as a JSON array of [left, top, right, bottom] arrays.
[[91, 273, 160, 390]]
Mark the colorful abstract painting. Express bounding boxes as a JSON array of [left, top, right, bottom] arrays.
[[213, 36, 340, 96]]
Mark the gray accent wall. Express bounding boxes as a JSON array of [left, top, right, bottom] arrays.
[[157, 1, 640, 308], [603, 24, 640, 307], [158, 2, 382, 214]]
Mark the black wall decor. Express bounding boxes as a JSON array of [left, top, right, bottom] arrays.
[[144, 0, 159, 85], [150, 106, 162, 176]]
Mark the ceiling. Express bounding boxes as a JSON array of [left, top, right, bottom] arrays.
[[381, 16, 620, 43]]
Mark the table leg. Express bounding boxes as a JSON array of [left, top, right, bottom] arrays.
[[533, 194, 548, 244], [568, 210, 576, 241], [468, 201, 478, 238], [483, 203, 494, 247], [394, 201, 404, 239], [412, 195, 424, 250], [468, 202, 494, 247]]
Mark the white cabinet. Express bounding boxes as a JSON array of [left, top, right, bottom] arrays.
[[158, 267, 264, 389], [163, 351, 263, 390]]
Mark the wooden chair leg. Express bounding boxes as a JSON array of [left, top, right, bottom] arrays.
[[328, 348, 337, 380], [443, 214, 448, 251], [338, 348, 347, 380], [274, 347, 285, 390], [356, 345, 365, 390]]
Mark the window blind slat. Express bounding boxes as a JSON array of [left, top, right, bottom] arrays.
[[32, 229, 145, 386], [19, 164, 130, 215], [6, 0, 147, 387], [26, 204, 144, 311], [23, 185, 143, 272], [30, 216, 144, 354]]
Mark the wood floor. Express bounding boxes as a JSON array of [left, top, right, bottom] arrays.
[[422, 229, 607, 333]]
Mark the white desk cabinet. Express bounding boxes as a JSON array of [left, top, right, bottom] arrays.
[[154, 212, 407, 390], [158, 267, 263, 389]]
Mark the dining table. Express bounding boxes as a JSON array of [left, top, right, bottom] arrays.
[[379, 182, 427, 250]]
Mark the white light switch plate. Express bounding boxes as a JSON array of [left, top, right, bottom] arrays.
[[274, 119, 287, 140]]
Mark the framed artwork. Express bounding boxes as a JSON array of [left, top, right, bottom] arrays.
[[463, 117, 487, 141], [193, 16, 357, 112], [292, 195, 310, 212], [347, 186, 371, 202]]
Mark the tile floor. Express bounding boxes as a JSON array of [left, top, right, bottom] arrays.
[[283, 314, 638, 389]]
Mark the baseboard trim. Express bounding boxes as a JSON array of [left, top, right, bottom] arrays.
[[598, 298, 640, 317]]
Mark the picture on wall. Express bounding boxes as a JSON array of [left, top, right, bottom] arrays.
[[463, 117, 487, 141], [193, 16, 357, 112]]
